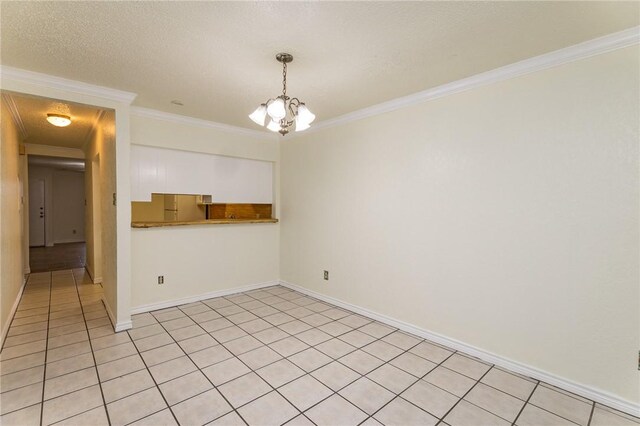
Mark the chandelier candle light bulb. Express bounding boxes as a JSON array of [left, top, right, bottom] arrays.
[[248, 53, 315, 136]]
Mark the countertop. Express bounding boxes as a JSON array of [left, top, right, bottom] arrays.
[[131, 218, 279, 228]]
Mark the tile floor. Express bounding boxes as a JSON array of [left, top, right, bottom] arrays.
[[29, 243, 86, 273], [1, 269, 639, 426]]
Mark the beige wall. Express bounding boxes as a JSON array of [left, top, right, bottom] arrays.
[[130, 113, 280, 309], [1, 98, 26, 345], [280, 47, 639, 404], [85, 111, 118, 320]]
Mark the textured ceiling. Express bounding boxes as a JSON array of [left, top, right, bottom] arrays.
[[1, 2, 638, 129], [6, 93, 103, 149]]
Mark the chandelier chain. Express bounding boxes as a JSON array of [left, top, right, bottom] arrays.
[[282, 62, 287, 98]]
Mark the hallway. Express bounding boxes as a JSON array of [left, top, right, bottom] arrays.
[[29, 243, 86, 273]]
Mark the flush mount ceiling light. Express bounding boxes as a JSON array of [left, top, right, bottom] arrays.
[[46, 113, 71, 127], [249, 53, 315, 136]]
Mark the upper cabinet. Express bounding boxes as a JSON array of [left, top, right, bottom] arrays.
[[130, 145, 273, 203]]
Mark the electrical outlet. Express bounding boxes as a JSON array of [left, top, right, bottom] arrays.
[[158, 276, 164, 285], [324, 270, 329, 280]]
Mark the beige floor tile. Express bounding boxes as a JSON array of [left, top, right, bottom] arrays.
[[339, 377, 395, 415], [180, 303, 212, 316], [0, 402, 40, 426], [46, 341, 92, 363], [409, 341, 454, 363], [264, 312, 296, 326], [339, 350, 384, 375], [90, 332, 131, 351], [7, 322, 48, 337], [389, 351, 437, 378], [202, 357, 251, 386], [169, 324, 205, 341], [300, 313, 333, 328], [424, 366, 477, 397], [201, 318, 234, 332], [44, 367, 98, 400], [101, 369, 155, 403], [381, 331, 422, 350], [285, 414, 316, 426], [48, 322, 87, 338], [516, 403, 576, 426], [367, 363, 417, 394], [317, 321, 352, 337], [315, 338, 356, 359], [257, 359, 305, 388], [238, 390, 299, 425], [134, 332, 174, 352], [305, 394, 368, 426], [148, 355, 197, 384], [189, 310, 222, 323], [42, 384, 103, 425], [131, 313, 158, 329], [280, 374, 333, 411], [0, 351, 45, 377], [189, 344, 234, 369], [289, 347, 332, 372], [238, 318, 272, 334], [252, 327, 289, 345], [162, 316, 195, 331], [269, 336, 310, 358], [480, 367, 537, 400], [128, 324, 165, 340], [209, 411, 246, 425], [465, 382, 525, 422], [362, 340, 404, 362], [55, 406, 109, 426], [152, 310, 186, 323], [590, 406, 640, 426], [374, 397, 438, 426], [401, 379, 459, 418], [96, 354, 145, 381], [277, 319, 312, 334], [93, 342, 137, 365], [158, 370, 212, 406], [528, 385, 592, 425], [140, 343, 183, 366], [0, 340, 47, 361], [445, 400, 510, 426], [238, 345, 282, 370], [107, 387, 167, 426], [296, 328, 333, 346], [223, 335, 263, 356], [128, 408, 177, 426], [218, 372, 271, 408], [45, 352, 94, 379], [3, 331, 47, 348], [0, 365, 44, 393], [442, 354, 491, 380], [172, 388, 232, 424], [210, 325, 249, 343], [10, 315, 49, 328], [359, 322, 396, 338], [338, 330, 377, 348], [311, 361, 361, 391], [0, 382, 43, 416], [177, 333, 217, 354]]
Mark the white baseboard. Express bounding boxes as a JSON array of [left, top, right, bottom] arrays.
[[279, 280, 640, 417], [1, 280, 26, 349], [101, 295, 132, 332], [130, 280, 280, 315]]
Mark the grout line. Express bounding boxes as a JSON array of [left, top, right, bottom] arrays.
[[587, 400, 596, 426], [38, 272, 52, 426], [434, 364, 494, 425], [512, 381, 540, 425], [70, 270, 112, 425]]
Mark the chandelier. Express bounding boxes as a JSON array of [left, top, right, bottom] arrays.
[[249, 53, 315, 136]]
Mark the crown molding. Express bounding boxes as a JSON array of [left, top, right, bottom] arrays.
[[131, 106, 277, 141], [1, 94, 28, 140], [299, 25, 640, 136], [1, 66, 137, 104]]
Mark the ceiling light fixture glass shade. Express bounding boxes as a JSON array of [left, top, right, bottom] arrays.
[[46, 113, 71, 127], [249, 53, 315, 136], [249, 104, 267, 125]]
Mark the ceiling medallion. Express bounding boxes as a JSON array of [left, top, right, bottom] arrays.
[[249, 53, 315, 136], [46, 113, 71, 127]]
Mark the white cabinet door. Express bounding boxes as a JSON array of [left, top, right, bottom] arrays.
[[130, 144, 273, 203]]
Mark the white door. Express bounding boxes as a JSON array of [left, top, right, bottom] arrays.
[[29, 179, 46, 247]]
